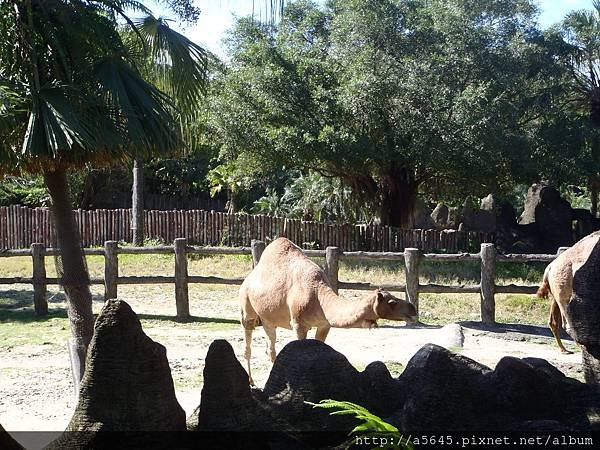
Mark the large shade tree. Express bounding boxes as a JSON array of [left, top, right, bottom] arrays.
[[0, 0, 204, 384], [560, 1, 600, 216], [210, 0, 578, 227]]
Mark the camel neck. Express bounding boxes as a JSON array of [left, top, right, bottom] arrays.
[[318, 283, 377, 328]]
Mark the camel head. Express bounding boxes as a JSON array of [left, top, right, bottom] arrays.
[[372, 290, 417, 323]]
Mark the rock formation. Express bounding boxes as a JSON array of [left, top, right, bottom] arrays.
[[196, 340, 599, 438], [47, 299, 186, 449], [519, 184, 573, 253], [431, 203, 450, 229], [40, 300, 600, 449], [0, 423, 24, 450]]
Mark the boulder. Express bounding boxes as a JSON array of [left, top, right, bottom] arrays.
[[412, 199, 435, 229], [190, 339, 291, 432], [263, 339, 374, 431], [0, 424, 24, 450], [519, 184, 573, 253], [480, 194, 496, 211], [47, 300, 185, 449], [190, 339, 300, 449], [435, 323, 465, 349], [573, 208, 595, 241], [393, 344, 600, 433], [395, 344, 496, 432], [430, 203, 450, 229]]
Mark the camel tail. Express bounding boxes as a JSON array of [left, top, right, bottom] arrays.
[[537, 270, 550, 299]]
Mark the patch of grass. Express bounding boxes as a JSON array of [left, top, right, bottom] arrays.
[[0, 307, 70, 347], [140, 315, 239, 331], [496, 294, 548, 325], [352, 362, 367, 372], [172, 369, 203, 391], [384, 361, 404, 377]]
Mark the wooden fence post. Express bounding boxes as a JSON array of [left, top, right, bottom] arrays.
[[480, 243, 496, 324], [174, 238, 190, 318], [404, 248, 420, 316], [251, 239, 266, 268], [31, 243, 48, 316], [104, 240, 118, 300], [325, 246, 340, 294]]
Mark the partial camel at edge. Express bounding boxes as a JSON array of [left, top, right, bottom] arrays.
[[537, 231, 600, 354], [239, 237, 417, 385]]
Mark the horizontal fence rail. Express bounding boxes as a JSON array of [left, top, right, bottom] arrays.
[[0, 205, 493, 252], [0, 240, 567, 324]]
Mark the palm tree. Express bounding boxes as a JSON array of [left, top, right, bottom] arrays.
[[0, 0, 203, 385], [124, 15, 208, 245], [562, 1, 600, 215]]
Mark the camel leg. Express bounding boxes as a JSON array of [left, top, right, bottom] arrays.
[[549, 300, 572, 355], [315, 326, 330, 342], [243, 327, 256, 386], [292, 321, 308, 340], [263, 324, 277, 363]]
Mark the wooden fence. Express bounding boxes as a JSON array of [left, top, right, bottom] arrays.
[[0, 205, 493, 252], [0, 240, 564, 324]]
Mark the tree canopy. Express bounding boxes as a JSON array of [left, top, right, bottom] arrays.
[[206, 0, 590, 226]]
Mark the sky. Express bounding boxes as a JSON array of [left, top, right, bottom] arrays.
[[144, 0, 596, 58]]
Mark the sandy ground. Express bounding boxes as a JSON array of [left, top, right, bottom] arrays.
[[0, 285, 584, 449]]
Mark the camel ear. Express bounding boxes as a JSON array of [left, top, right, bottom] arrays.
[[388, 299, 398, 305], [376, 291, 384, 301]]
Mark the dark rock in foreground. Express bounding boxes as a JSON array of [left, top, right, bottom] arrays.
[[196, 339, 599, 439], [40, 298, 600, 449], [0, 423, 24, 450], [47, 299, 185, 449]]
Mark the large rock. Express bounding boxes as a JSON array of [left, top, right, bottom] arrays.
[[190, 339, 291, 432], [480, 194, 496, 211], [411, 199, 435, 229], [395, 344, 497, 432], [0, 424, 24, 450], [430, 203, 450, 229], [393, 344, 600, 433], [263, 339, 390, 431], [519, 184, 573, 253], [190, 339, 301, 449], [47, 300, 185, 449]]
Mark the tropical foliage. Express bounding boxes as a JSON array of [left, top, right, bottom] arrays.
[[0, 0, 210, 377], [308, 399, 413, 449]]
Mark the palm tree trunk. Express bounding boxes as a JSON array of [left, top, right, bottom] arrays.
[[43, 168, 94, 392], [132, 157, 145, 246]]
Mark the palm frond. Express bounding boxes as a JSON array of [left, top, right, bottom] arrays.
[[94, 57, 182, 155], [134, 14, 208, 113]]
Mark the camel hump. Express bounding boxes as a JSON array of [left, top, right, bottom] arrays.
[[259, 237, 304, 263]]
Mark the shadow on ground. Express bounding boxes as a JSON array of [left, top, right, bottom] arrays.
[[460, 320, 574, 342], [137, 314, 239, 325], [0, 290, 238, 327]]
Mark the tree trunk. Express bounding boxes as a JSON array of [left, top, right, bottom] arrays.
[[43, 169, 94, 389], [132, 157, 145, 246], [378, 167, 418, 228], [589, 175, 599, 218]]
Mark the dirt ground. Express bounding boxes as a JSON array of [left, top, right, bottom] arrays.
[[0, 282, 583, 450]]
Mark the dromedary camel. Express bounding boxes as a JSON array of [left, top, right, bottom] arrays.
[[240, 237, 418, 384], [537, 231, 600, 354]]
